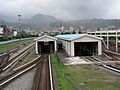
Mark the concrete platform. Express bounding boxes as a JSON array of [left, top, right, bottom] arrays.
[[57, 50, 93, 65], [64, 57, 92, 65]]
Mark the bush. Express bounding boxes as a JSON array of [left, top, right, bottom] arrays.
[[0, 37, 8, 41]]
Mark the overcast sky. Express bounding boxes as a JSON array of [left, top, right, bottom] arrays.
[[1, 0, 120, 20]]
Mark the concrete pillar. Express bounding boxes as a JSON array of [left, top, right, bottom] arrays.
[[67, 41, 68, 54], [65, 41, 67, 51], [68, 42, 70, 55], [55, 41, 57, 52], [100, 28, 102, 38], [116, 30, 118, 52], [36, 41, 38, 54], [98, 41, 102, 55], [107, 29, 109, 50], [67, 41, 69, 55]]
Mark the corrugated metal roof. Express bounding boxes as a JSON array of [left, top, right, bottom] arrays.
[[55, 34, 103, 41], [55, 34, 87, 40], [55, 34, 81, 39]]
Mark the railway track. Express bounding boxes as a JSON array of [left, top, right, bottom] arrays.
[[103, 50, 120, 62], [0, 43, 35, 73], [0, 54, 54, 90], [0, 42, 54, 89], [0, 55, 41, 87], [32, 54, 52, 90], [85, 56, 120, 73]]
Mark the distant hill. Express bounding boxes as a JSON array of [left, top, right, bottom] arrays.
[[64, 19, 120, 29], [0, 13, 58, 31], [1, 13, 120, 30], [0, 15, 18, 23], [27, 14, 58, 25]]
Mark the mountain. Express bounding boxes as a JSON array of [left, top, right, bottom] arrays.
[[0, 13, 58, 24], [0, 13, 59, 30], [64, 19, 120, 29], [1, 13, 120, 31], [0, 15, 18, 23], [27, 14, 58, 25]]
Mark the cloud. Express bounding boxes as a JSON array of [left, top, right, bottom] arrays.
[[0, 0, 120, 20]]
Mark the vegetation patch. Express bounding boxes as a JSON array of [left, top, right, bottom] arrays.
[[51, 53, 120, 90], [0, 39, 33, 53], [51, 53, 75, 90]]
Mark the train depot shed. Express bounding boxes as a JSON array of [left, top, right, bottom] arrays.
[[56, 34, 103, 56], [34, 35, 57, 54]]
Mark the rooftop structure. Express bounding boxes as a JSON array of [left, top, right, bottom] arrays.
[[55, 34, 102, 41]]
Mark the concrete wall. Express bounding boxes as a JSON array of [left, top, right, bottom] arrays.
[[71, 42, 74, 56], [65, 41, 71, 56], [61, 40, 71, 56]]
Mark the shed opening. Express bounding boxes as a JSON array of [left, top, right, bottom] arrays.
[[74, 42, 98, 56], [37, 41, 55, 54]]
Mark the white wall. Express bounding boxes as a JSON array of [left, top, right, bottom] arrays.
[[61, 40, 73, 56], [71, 42, 74, 56]]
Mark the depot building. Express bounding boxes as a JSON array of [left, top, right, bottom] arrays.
[[55, 34, 103, 56], [35, 34, 103, 57], [34, 35, 57, 54]]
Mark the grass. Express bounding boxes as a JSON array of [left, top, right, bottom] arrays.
[[51, 53, 75, 90], [68, 65, 120, 90], [51, 53, 120, 90], [0, 39, 33, 53]]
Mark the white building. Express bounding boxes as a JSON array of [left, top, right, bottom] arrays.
[[34, 35, 57, 54], [0, 27, 3, 37], [87, 29, 120, 37], [56, 34, 103, 56], [13, 30, 18, 37]]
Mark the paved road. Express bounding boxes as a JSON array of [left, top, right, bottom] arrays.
[[0, 38, 34, 45]]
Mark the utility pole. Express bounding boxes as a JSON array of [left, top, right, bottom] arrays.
[[18, 14, 22, 31]]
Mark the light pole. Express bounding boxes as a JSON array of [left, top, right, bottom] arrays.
[[18, 14, 22, 31]]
